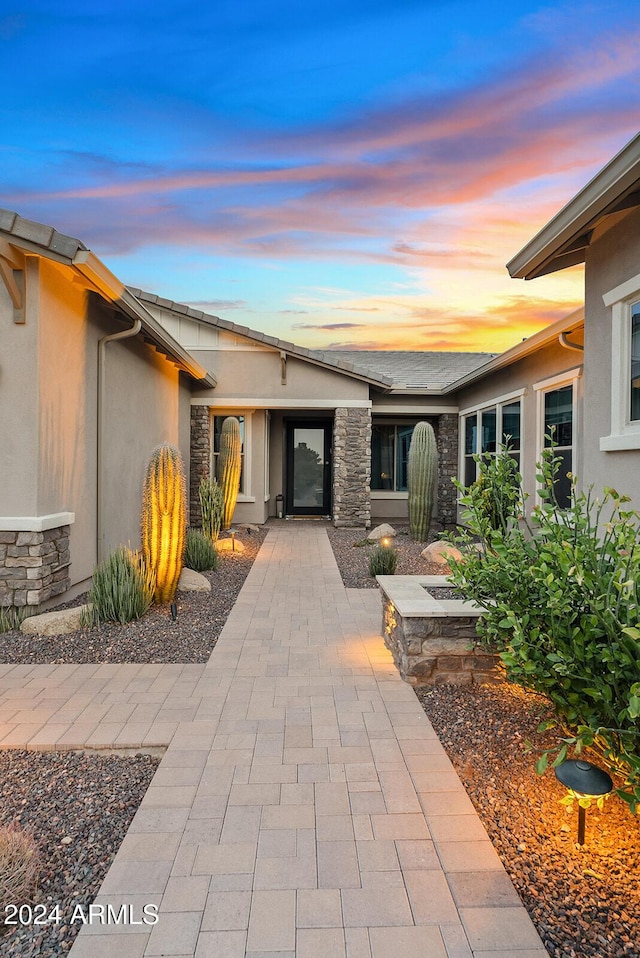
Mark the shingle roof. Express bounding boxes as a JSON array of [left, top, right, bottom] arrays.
[[320, 350, 495, 390]]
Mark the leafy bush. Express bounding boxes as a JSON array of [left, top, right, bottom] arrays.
[[0, 606, 27, 633], [199, 477, 224, 542], [448, 445, 640, 811], [184, 529, 219, 572], [369, 545, 398, 577], [0, 825, 40, 910], [467, 444, 523, 536], [85, 547, 155, 625]]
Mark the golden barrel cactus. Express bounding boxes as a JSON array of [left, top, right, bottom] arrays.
[[141, 443, 187, 603]]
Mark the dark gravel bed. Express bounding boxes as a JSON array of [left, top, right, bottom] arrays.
[[0, 528, 268, 664], [327, 523, 452, 588], [0, 749, 160, 956], [417, 682, 640, 958]]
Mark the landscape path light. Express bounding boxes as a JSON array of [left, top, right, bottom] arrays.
[[554, 759, 613, 845]]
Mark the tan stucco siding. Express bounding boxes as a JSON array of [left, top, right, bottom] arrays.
[[190, 349, 370, 403], [0, 257, 39, 516], [584, 206, 640, 508]]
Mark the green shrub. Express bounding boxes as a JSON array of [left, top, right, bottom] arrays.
[[369, 545, 398, 577], [447, 445, 640, 810], [199, 476, 224, 542], [85, 547, 155, 625], [467, 443, 523, 536], [184, 529, 219, 572], [0, 606, 27, 633]]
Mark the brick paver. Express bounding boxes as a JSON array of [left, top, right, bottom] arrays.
[[1, 524, 547, 957]]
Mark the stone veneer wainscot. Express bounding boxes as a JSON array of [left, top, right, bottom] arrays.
[[190, 405, 211, 528], [333, 407, 372, 528], [0, 526, 71, 608]]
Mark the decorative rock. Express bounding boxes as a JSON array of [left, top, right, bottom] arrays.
[[215, 537, 246, 553], [421, 541, 463, 565], [242, 523, 262, 533], [177, 568, 211, 592], [21, 605, 88, 636], [368, 523, 397, 541]]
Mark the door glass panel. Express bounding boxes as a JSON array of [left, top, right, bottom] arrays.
[[293, 428, 325, 508]]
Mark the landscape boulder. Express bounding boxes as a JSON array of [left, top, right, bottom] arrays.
[[420, 541, 464, 566], [20, 605, 88, 636], [368, 523, 397, 541], [178, 568, 211, 592]]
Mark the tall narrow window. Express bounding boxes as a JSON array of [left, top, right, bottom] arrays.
[[543, 385, 573, 508], [631, 303, 640, 422]]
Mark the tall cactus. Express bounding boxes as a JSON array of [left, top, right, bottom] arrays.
[[141, 443, 187, 603], [407, 421, 437, 541], [217, 417, 242, 529]]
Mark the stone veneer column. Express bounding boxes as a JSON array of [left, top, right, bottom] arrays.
[[332, 407, 371, 528], [436, 412, 459, 527], [0, 526, 71, 608], [190, 406, 211, 528]]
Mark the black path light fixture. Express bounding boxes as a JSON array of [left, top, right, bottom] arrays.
[[555, 759, 613, 845]]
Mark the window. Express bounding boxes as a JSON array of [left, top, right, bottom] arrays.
[[601, 275, 640, 450], [543, 385, 573, 508], [534, 369, 580, 510], [212, 415, 246, 495], [461, 397, 522, 486], [371, 421, 422, 492]]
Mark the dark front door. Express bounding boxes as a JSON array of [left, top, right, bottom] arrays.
[[285, 420, 332, 516]]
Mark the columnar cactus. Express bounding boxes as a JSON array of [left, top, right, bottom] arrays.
[[407, 421, 438, 541], [217, 417, 242, 529], [141, 443, 187, 603]]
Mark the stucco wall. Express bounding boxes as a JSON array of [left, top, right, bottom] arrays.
[[583, 207, 640, 509], [0, 257, 40, 516]]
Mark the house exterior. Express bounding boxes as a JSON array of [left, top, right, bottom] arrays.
[[5, 126, 638, 616], [507, 131, 640, 511], [0, 211, 214, 610]]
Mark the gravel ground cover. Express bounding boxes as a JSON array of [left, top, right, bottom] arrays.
[[0, 528, 268, 664], [418, 682, 640, 958], [326, 523, 451, 588], [0, 748, 160, 956]]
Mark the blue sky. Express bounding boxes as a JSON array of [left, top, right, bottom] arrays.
[[2, 1, 640, 351]]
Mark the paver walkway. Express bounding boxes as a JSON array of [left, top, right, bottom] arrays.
[[1, 524, 548, 957]]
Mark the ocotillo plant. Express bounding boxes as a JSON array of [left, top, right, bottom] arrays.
[[218, 417, 242, 529], [141, 443, 187, 603], [199, 476, 224, 541], [407, 421, 437, 541]]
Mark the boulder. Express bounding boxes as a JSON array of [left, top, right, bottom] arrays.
[[368, 523, 397, 541], [215, 537, 246, 553], [178, 568, 211, 592], [421, 541, 464, 565], [21, 605, 89, 636]]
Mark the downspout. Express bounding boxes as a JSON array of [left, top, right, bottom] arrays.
[[559, 332, 584, 352], [97, 319, 142, 562]]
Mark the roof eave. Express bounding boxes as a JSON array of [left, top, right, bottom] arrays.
[[507, 133, 640, 280]]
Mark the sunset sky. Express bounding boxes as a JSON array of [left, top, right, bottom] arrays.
[[2, 1, 640, 353]]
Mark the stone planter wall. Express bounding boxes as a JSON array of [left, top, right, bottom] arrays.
[[333, 407, 371, 527], [378, 575, 500, 687], [0, 526, 71, 608]]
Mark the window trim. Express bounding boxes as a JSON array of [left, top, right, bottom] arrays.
[[458, 390, 525, 488], [210, 410, 255, 503], [601, 273, 640, 450], [533, 368, 580, 507]]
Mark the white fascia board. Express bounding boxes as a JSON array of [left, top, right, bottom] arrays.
[[372, 404, 459, 414], [190, 398, 372, 408], [0, 512, 75, 532]]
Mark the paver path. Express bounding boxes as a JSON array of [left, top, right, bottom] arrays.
[[2, 524, 548, 957]]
